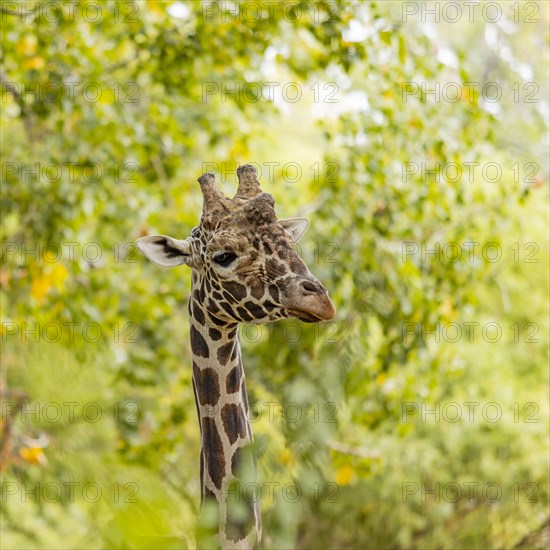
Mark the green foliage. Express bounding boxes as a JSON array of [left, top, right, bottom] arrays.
[[1, 1, 548, 549]]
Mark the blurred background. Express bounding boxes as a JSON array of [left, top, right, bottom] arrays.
[[1, 1, 549, 548]]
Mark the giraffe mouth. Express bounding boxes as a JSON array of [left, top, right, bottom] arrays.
[[288, 309, 325, 323]]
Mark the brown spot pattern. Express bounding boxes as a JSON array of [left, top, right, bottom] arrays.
[[224, 281, 247, 301], [193, 363, 220, 406], [244, 301, 265, 318], [290, 257, 308, 275], [231, 446, 243, 477], [237, 307, 252, 322], [217, 341, 234, 365], [220, 301, 239, 320], [266, 257, 285, 277], [250, 283, 264, 300], [226, 366, 241, 393], [193, 303, 205, 325], [209, 327, 222, 341], [222, 403, 247, 445], [190, 326, 209, 358], [208, 313, 227, 327], [202, 417, 225, 490], [268, 285, 280, 301]]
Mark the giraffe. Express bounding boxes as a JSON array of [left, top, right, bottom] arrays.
[[135, 164, 335, 549]]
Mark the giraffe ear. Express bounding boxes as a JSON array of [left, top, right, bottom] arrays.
[[279, 218, 309, 243], [135, 235, 193, 268]]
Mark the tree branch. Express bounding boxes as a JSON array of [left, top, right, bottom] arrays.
[[327, 439, 381, 460]]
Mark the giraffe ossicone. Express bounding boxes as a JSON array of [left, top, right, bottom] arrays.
[[136, 164, 335, 549]]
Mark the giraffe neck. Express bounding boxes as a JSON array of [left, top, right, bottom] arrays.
[[188, 278, 261, 549]]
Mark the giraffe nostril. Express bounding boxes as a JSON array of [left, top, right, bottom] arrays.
[[300, 280, 322, 295]]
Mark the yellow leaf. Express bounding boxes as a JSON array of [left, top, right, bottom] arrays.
[[278, 448, 293, 466], [51, 264, 68, 289], [19, 446, 47, 465], [149, 0, 164, 14], [229, 142, 249, 160], [23, 57, 45, 70], [16, 34, 37, 55], [97, 87, 114, 105], [31, 274, 52, 301], [335, 465, 355, 486]]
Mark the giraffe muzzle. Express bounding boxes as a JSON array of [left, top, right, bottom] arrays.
[[285, 277, 336, 322]]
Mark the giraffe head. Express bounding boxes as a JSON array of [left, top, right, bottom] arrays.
[[136, 164, 336, 325]]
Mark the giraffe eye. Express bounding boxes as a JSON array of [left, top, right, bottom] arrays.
[[213, 251, 237, 266]]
